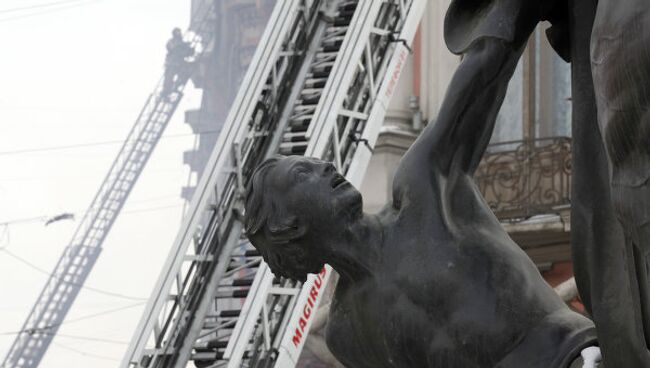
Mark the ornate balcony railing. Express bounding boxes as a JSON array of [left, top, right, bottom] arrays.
[[474, 137, 572, 221]]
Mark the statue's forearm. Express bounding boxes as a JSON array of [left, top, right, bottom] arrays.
[[424, 38, 524, 174], [395, 37, 529, 196]]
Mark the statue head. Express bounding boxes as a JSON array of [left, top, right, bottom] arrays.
[[244, 156, 362, 281]]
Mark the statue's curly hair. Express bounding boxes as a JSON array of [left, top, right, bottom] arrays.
[[244, 156, 313, 281]]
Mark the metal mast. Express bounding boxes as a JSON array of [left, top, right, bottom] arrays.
[[1, 3, 217, 367], [122, 0, 426, 367]]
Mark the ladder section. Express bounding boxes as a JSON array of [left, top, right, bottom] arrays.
[[191, 3, 361, 367], [1, 6, 216, 368], [120, 0, 426, 367], [120, 1, 325, 366]]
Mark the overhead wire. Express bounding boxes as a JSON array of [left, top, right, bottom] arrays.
[[0, 0, 91, 14], [0, 129, 220, 156], [0, 201, 183, 232], [0, 247, 147, 301], [0, 330, 129, 347], [0, 202, 184, 303], [47, 332, 129, 345], [0, 216, 47, 226], [0, 166, 191, 183], [50, 301, 146, 327], [0, 331, 124, 362], [51, 341, 120, 362], [0, 0, 103, 22], [0, 301, 145, 336]]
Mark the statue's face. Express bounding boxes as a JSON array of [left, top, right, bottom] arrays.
[[267, 156, 363, 239], [246, 155, 363, 280]]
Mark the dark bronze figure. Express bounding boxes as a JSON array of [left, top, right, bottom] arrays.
[[244, 5, 598, 364], [578, 0, 650, 365]]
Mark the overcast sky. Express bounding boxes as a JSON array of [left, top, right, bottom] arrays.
[[0, 0, 204, 366]]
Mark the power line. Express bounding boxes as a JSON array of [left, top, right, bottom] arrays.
[[0, 167, 189, 183], [0, 301, 145, 336], [0, 216, 46, 226], [0, 202, 183, 231], [2, 329, 128, 346], [0, 0, 89, 14], [49, 332, 129, 345], [0, 130, 219, 156], [51, 341, 120, 362], [0, 0, 103, 22], [50, 301, 145, 327], [0, 247, 146, 301]]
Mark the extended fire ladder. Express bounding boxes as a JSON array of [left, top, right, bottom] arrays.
[[122, 0, 425, 367], [0, 4, 217, 368]]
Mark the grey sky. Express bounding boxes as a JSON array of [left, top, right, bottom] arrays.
[[0, 0, 202, 366]]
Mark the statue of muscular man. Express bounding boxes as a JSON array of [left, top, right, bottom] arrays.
[[245, 1, 600, 367]]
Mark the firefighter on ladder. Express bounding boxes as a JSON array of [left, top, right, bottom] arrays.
[[162, 27, 194, 99]]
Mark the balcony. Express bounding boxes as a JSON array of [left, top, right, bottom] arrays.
[[475, 137, 572, 222], [475, 137, 573, 267]]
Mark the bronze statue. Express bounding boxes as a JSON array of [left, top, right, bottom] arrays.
[[583, 0, 650, 365], [244, 6, 598, 364]]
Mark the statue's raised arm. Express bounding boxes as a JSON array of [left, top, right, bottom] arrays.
[[392, 1, 562, 200], [393, 37, 522, 198]]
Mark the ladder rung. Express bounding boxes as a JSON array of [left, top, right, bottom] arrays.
[[232, 278, 254, 287], [206, 340, 228, 349], [219, 309, 241, 318], [290, 115, 314, 121], [282, 135, 308, 143], [338, 2, 357, 11], [244, 249, 260, 257], [279, 146, 307, 155], [300, 88, 324, 94], [232, 289, 249, 298]]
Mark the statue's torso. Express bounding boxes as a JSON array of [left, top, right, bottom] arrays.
[[326, 173, 595, 368]]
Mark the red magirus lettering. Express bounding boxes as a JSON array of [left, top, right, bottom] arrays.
[[292, 328, 302, 347]]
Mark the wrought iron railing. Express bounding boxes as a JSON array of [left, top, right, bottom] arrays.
[[474, 137, 572, 221]]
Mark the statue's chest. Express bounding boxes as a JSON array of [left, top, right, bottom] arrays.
[[326, 283, 431, 368]]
